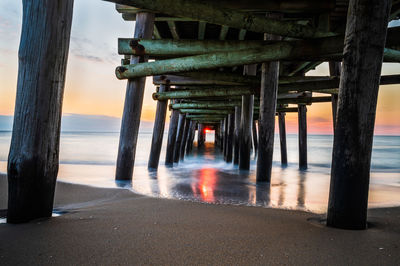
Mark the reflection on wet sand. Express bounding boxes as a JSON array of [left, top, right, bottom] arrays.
[[54, 140, 399, 214]]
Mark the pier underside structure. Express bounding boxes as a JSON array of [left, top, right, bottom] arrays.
[[7, 0, 400, 230]]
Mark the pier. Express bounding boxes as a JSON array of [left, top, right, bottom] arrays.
[[6, 0, 400, 232]]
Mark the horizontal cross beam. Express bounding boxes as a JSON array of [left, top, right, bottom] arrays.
[[108, 0, 334, 38]]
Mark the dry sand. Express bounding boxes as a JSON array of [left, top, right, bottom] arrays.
[[0, 173, 399, 265]]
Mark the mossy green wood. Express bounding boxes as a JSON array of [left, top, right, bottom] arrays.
[[179, 109, 232, 114], [153, 88, 256, 100], [108, 0, 335, 38]]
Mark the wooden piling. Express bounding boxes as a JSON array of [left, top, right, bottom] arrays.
[[148, 84, 169, 170], [7, 0, 74, 223], [278, 112, 288, 166], [198, 123, 205, 148], [180, 118, 191, 160], [223, 117, 229, 160], [186, 120, 196, 154], [252, 120, 258, 155], [173, 113, 186, 163], [239, 95, 254, 170], [233, 106, 241, 165], [219, 120, 224, 151], [116, 12, 154, 180], [327, 0, 391, 230], [329, 61, 341, 130], [165, 103, 180, 166], [226, 113, 235, 163], [298, 104, 307, 170], [256, 16, 281, 182]]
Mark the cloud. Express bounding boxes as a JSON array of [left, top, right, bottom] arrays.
[[69, 36, 117, 64]]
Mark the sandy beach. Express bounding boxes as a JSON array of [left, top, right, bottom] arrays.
[[0, 173, 399, 265]]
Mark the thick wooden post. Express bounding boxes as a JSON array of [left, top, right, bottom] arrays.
[[329, 61, 341, 130], [226, 114, 235, 163], [256, 16, 281, 182], [186, 121, 196, 154], [298, 104, 307, 170], [116, 12, 155, 180], [252, 120, 258, 155], [219, 120, 224, 151], [327, 0, 391, 230], [223, 116, 229, 160], [198, 123, 205, 148], [239, 95, 254, 170], [148, 84, 169, 170], [233, 106, 241, 165], [165, 104, 179, 166], [7, 0, 74, 223], [174, 113, 186, 163], [239, 65, 255, 170], [278, 112, 288, 166], [180, 118, 191, 160]]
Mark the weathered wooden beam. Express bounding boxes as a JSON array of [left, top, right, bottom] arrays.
[[108, 0, 334, 38], [117, 43, 400, 78], [327, 0, 391, 230], [298, 105, 307, 170], [219, 25, 229, 40], [172, 102, 238, 109], [7, 0, 74, 223], [186, 115, 226, 119], [153, 74, 241, 86], [116, 13, 154, 181], [148, 83, 169, 170], [165, 101, 179, 166], [173, 113, 186, 163], [278, 112, 288, 166], [179, 109, 232, 115], [115, 37, 340, 79], [153, 88, 256, 100], [118, 28, 399, 57], [116, 1, 335, 14]]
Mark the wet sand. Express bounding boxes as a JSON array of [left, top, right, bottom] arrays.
[[0, 173, 399, 265]]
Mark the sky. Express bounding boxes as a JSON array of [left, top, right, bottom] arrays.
[[0, 0, 399, 134]]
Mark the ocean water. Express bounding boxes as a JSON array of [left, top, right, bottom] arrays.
[[0, 131, 399, 213]]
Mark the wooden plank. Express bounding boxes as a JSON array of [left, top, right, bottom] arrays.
[[116, 12, 155, 181], [327, 0, 392, 230], [148, 83, 169, 170], [108, 0, 335, 38], [252, 120, 258, 155], [219, 25, 229, 40], [7, 0, 74, 223], [165, 102, 179, 166]]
